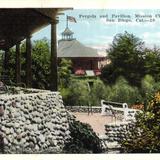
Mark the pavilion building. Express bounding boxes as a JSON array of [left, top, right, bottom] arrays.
[[58, 27, 107, 76]]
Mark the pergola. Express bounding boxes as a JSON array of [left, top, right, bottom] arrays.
[[0, 8, 68, 91]]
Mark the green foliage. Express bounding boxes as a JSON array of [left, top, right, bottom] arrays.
[[62, 79, 90, 106], [58, 58, 72, 88], [61, 78, 109, 106], [108, 76, 142, 105], [144, 48, 160, 81], [90, 79, 110, 106], [2, 38, 51, 89], [141, 75, 155, 109], [7, 48, 16, 82], [61, 77, 142, 107], [0, 51, 3, 75], [63, 119, 103, 153], [59, 87, 71, 105], [140, 75, 160, 109], [101, 63, 117, 84], [121, 93, 160, 153], [101, 32, 145, 86], [1, 38, 74, 90], [141, 75, 155, 92], [31, 38, 50, 89]]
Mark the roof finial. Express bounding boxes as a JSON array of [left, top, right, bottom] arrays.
[[66, 15, 68, 28], [61, 15, 77, 41]]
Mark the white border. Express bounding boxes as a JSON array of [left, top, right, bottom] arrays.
[[0, 0, 160, 9], [0, 154, 160, 160], [0, 0, 160, 160]]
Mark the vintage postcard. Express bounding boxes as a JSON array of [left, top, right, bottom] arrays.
[[0, 0, 160, 160]]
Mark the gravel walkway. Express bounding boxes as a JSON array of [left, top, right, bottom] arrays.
[[73, 112, 118, 135]]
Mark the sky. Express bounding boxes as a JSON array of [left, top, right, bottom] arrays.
[[33, 9, 160, 50]]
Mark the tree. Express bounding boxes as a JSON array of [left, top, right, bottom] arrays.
[[2, 38, 51, 89], [101, 32, 145, 87], [58, 58, 72, 88], [121, 92, 160, 153], [4, 38, 75, 90], [31, 38, 51, 89], [144, 47, 160, 81]]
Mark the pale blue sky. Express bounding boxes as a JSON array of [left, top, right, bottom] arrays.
[[33, 9, 160, 49]]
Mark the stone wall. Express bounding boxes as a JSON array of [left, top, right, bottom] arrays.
[[104, 122, 136, 153], [0, 91, 70, 153], [7, 86, 51, 95], [105, 122, 136, 143], [66, 106, 101, 113]]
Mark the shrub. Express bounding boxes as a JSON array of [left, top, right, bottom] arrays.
[[61, 77, 143, 107], [59, 87, 71, 106], [58, 58, 72, 88], [108, 76, 142, 105], [141, 74, 160, 109], [141, 75, 155, 108], [121, 92, 160, 153], [63, 119, 104, 153], [63, 79, 89, 106], [90, 79, 110, 106]]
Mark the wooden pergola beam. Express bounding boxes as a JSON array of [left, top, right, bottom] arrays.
[[26, 35, 32, 87], [50, 18, 58, 91], [3, 49, 10, 75], [0, 8, 69, 51], [16, 42, 21, 84]]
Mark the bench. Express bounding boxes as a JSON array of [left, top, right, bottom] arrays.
[[101, 100, 140, 121]]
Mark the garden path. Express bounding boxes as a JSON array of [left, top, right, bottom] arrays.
[[73, 112, 118, 135]]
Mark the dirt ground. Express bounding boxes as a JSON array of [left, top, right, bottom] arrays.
[[73, 112, 117, 135]]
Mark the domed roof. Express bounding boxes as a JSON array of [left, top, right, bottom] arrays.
[[61, 27, 74, 36]]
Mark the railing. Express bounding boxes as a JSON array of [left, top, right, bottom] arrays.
[[101, 100, 140, 121]]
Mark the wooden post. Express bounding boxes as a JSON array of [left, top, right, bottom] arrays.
[[16, 42, 21, 84], [26, 35, 32, 87], [50, 19, 58, 91], [3, 49, 9, 75]]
